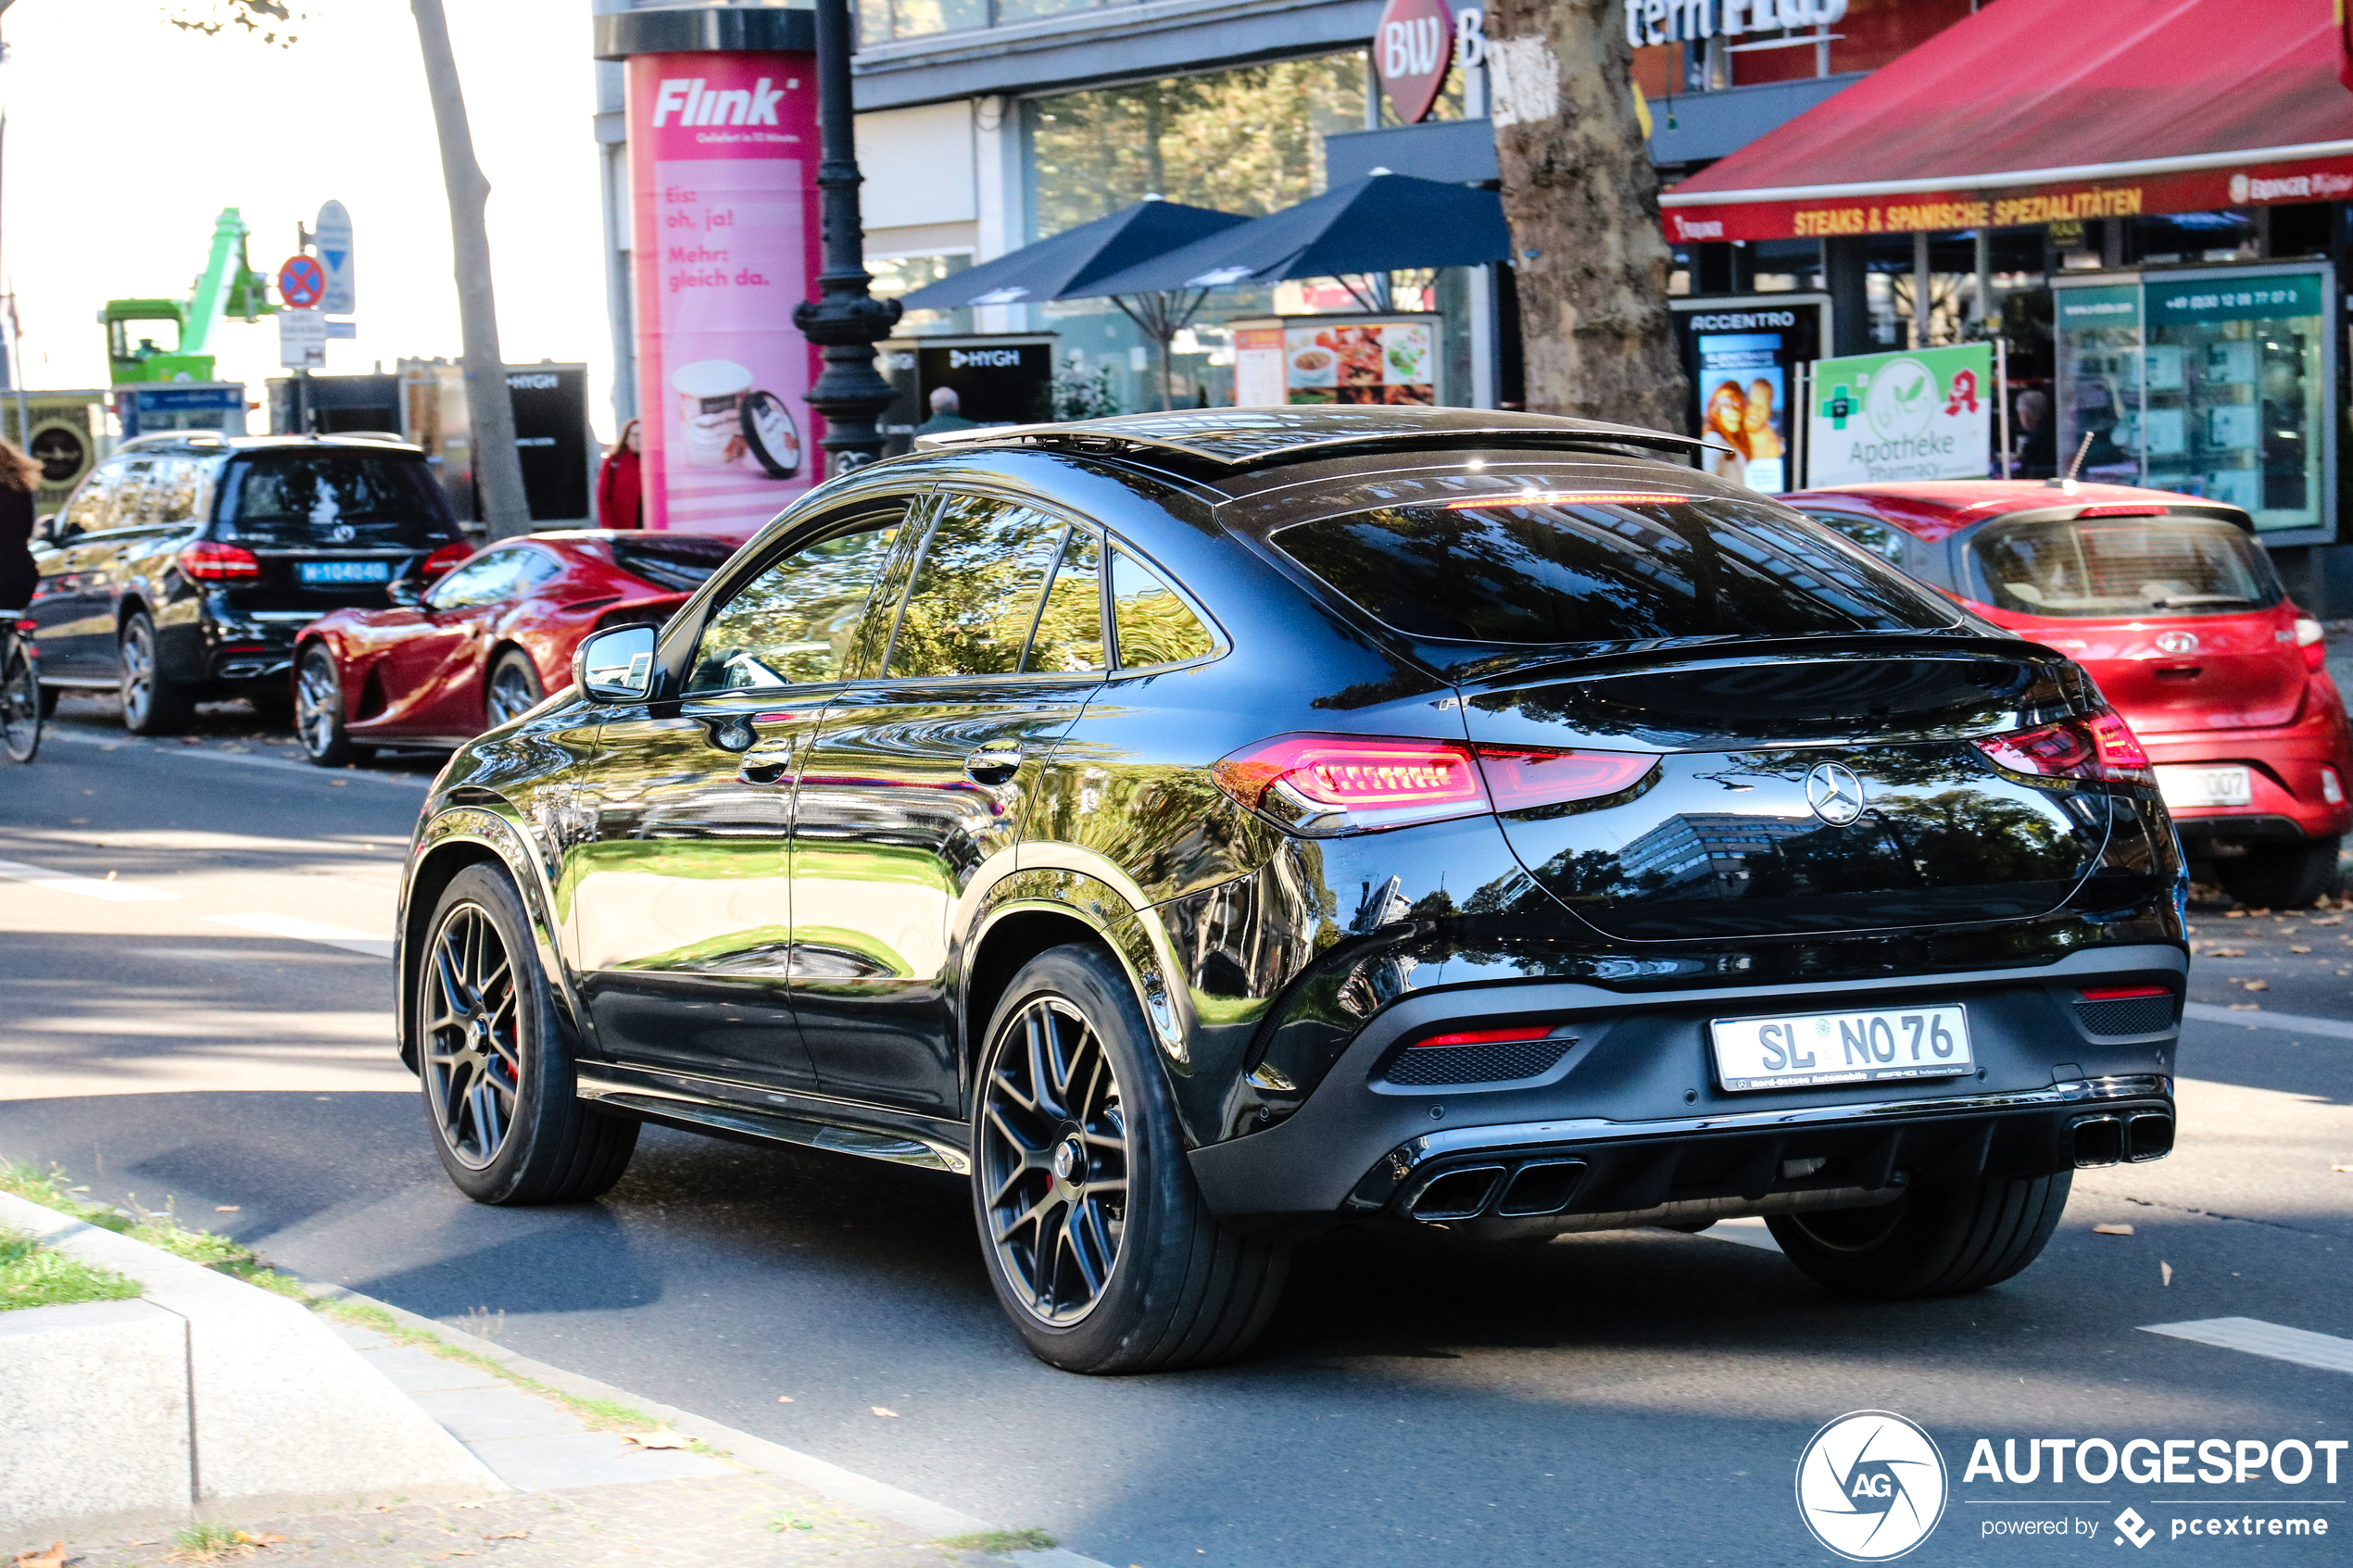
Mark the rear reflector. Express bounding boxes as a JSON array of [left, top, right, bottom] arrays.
[[1410, 1025, 1554, 1049], [1212, 734, 1659, 835], [1974, 706, 2152, 785], [2081, 986, 2169, 1001], [177, 541, 263, 583]]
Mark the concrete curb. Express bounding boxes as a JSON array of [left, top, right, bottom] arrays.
[[298, 1278, 1114, 1568], [0, 1191, 501, 1540]]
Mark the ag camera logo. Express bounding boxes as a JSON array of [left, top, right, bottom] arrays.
[[1796, 1411, 1949, 1561]]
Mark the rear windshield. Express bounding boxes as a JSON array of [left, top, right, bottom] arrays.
[[1967, 513, 2284, 618], [1269, 493, 1957, 650], [610, 533, 736, 593], [217, 452, 459, 547]]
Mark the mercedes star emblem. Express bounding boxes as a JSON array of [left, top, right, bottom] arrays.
[[1806, 761, 1866, 826]]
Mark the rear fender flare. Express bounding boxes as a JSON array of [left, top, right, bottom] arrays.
[[966, 860, 1195, 1080], [399, 802, 590, 1073]]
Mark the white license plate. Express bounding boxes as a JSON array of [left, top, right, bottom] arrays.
[[298, 559, 391, 584], [1711, 1005, 1974, 1093], [2156, 764, 2252, 809]]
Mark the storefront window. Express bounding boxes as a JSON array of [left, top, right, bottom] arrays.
[[1024, 55, 1368, 238], [2054, 267, 2334, 537], [870, 253, 973, 337]]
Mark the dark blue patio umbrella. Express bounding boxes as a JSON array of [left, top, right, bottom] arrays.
[[894, 196, 1251, 411], [1073, 171, 1512, 310]]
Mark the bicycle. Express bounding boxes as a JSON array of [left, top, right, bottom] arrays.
[[2, 614, 41, 763]]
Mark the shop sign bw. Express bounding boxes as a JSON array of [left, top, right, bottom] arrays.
[[1807, 343, 1993, 487]]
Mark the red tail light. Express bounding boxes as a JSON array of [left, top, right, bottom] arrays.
[[1211, 734, 1658, 836], [177, 541, 262, 583], [422, 542, 472, 579], [1974, 708, 2152, 785], [1410, 1025, 1554, 1050], [2082, 986, 2169, 1001]]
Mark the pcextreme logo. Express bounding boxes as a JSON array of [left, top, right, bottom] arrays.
[[1796, 1411, 1950, 1561]]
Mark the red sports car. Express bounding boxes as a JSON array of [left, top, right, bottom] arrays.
[[292, 530, 738, 765], [1783, 480, 2352, 907]]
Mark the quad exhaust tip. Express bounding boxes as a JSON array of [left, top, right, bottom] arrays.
[[2071, 1111, 2172, 1168], [1403, 1159, 1589, 1222]]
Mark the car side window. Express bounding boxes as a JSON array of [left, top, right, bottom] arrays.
[[1110, 547, 1216, 669], [1805, 510, 1907, 567], [885, 495, 1066, 679], [686, 506, 911, 693], [150, 458, 209, 525], [58, 462, 124, 539], [104, 460, 160, 531], [1024, 525, 1105, 673], [426, 546, 535, 610]]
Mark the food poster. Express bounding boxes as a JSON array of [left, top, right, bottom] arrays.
[[627, 51, 824, 534], [1279, 318, 1440, 405]]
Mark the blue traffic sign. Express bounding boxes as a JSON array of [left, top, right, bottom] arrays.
[[277, 256, 325, 309]]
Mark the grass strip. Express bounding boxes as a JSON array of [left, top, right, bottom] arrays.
[[0, 1226, 143, 1312], [939, 1528, 1061, 1554]]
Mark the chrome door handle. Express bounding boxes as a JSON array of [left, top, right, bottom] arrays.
[[738, 751, 794, 785], [964, 745, 1024, 785]]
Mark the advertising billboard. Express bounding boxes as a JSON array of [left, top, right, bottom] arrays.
[[1671, 296, 1824, 495], [626, 51, 823, 533], [1230, 315, 1444, 408], [2, 394, 106, 519], [1805, 343, 1994, 488]]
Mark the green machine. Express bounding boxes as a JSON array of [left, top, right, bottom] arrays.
[[103, 207, 276, 384]]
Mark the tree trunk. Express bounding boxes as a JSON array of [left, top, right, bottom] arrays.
[[1484, 0, 1687, 433], [411, 0, 533, 538]]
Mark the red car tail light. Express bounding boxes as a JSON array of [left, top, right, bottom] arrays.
[[2081, 986, 2169, 1001], [1476, 746, 1658, 813], [422, 542, 473, 579], [177, 541, 262, 583], [1211, 734, 1660, 835], [2296, 616, 2326, 671], [1974, 708, 2152, 785]]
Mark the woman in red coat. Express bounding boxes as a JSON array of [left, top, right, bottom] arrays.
[[596, 419, 643, 530]]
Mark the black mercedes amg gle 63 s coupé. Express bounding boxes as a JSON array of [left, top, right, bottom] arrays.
[[395, 408, 2184, 1373]]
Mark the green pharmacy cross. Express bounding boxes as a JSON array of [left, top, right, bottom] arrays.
[[1818, 383, 1856, 430]]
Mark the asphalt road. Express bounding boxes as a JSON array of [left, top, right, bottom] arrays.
[[5, 693, 2351, 1567]]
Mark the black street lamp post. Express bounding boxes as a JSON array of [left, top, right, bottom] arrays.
[[794, 0, 900, 478]]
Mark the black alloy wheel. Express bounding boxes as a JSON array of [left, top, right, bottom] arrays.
[[971, 945, 1290, 1373], [1766, 1170, 2072, 1298], [1, 631, 40, 763], [416, 863, 638, 1204], [295, 645, 371, 768], [118, 612, 193, 735], [485, 649, 544, 729], [978, 994, 1132, 1327]]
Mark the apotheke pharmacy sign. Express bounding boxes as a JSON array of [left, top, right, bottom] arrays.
[[1806, 343, 1992, 485]]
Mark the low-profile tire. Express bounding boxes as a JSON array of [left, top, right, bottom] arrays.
[[484, 648, 544, 729], [118, 612, 195, 735], [414, 862, 639, 1205], [2215, 835, 2341, 909], [971, 943, 1290, 1374], [295, 644, 372, 768], [1766, 1171, 2072, 1299], [37, 684, 58, 719]]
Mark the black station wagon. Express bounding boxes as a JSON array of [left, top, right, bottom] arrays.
[[396, 408, 2185, 1374]]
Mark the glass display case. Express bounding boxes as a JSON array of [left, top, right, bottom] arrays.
[[2054, 265, 2334, 542]]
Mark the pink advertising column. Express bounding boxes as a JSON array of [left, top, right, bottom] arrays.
[[625, 49, 824, 534]]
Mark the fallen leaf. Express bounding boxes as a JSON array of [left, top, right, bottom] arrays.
[[621, 1428, 692, 1450], [242, 1533, 287, 1548], [214, 1205, 240, 1212], [330, 779, 349, 787], [483, 1528, 529, 1540], [2226, 909, 2247, 918], [2093, 1223, 2135, 1236], [777, 1394, 795, 1402], [452, 1501, 486, 1511], [104, 870, 118, 881], [872, 1406, 900, 1418], [2249, 907, 2273, 916], [12, 1544, 65, 1568], [2243, 979, 2270, 992], [2292, 946, 2312, 953], [2330, 1163, 2353, 1173], [2229, 1003, 2261, 1011], [2206, 947, 2246, 958], [2161, 1261, 2174, 1286], [178, 735, 203, 746]]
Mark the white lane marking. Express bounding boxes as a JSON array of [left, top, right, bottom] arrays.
[[2183, 1000, 2353, 1041], [204, 913, 395, 960], [2141, 1317, 2353, 1375], [1704, 1215, 1783, 1252], [40, 724, 435, 787], [0, 857, 178, 902]]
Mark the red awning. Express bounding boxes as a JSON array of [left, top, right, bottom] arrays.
[[1662, 0, 2353, 244]]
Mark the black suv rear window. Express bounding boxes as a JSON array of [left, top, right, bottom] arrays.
[[1270, 493, 1957, 648], [610, 533, 735, 593], [218, 451, 459, 546]]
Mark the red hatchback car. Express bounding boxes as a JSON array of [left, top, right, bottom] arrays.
[[1783, 481, 2351, 907], [292, 530, 737, 766]]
